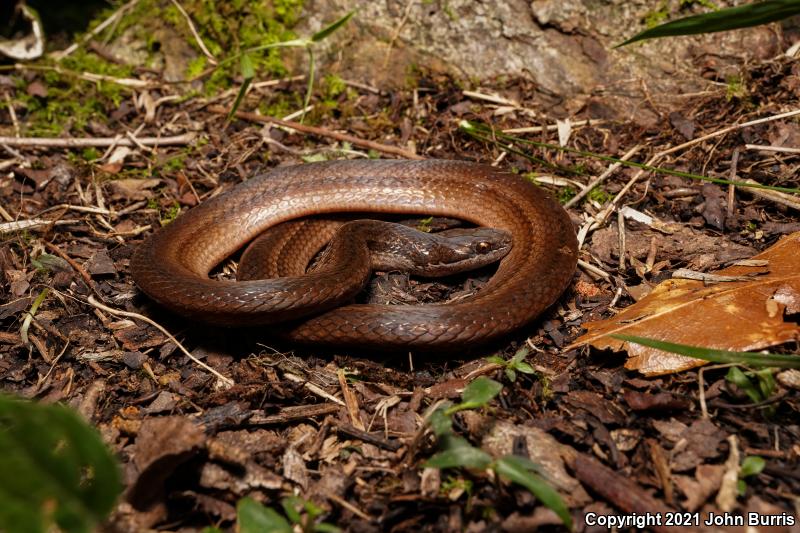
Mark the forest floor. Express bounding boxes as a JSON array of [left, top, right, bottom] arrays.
[[1, 11, 800, 533]]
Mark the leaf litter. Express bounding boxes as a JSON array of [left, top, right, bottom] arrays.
[[1, 13, 800, 532], [573, 232, 800, 375]]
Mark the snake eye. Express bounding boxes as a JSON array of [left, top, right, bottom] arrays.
[[475, 241, 492, 254]]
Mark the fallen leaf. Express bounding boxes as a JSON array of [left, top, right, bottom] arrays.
[[571, 232, 800, 375], [107, 178, 161, 200]]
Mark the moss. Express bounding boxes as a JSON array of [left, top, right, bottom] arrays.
[[7, 0, 310, 136], [159, 202, 181, 226], [587, 186, 611, 204], [643, 0, 671, 28], [322, 73, 346, 99], [556, 186, 576, 204], [725, 74, 748, 101], [259, 91, 303, 117]]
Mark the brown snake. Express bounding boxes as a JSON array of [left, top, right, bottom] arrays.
[[131, 159, 578, 349]]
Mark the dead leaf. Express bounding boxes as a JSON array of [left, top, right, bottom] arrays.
[[590, 224, 755, 272], [107, 178, 161, 200], [127, 416, 205, 509], [572, 232, 800, 375]]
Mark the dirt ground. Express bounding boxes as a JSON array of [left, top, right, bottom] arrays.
[[1, 13, 800, 533]]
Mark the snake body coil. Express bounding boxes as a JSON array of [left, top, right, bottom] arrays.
[[131, 160, 578, 348]]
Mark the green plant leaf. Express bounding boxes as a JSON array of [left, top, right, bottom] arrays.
[[311, 11, 356, 42], [754, 368, 777, 399], [424, 445, 492, 470], [514, 361, 535, 374], [620, 0, 800, 46], [494, 456, 573, 529], [0, 394, 122, 533], [314, 523, 342, 533], [612, 335, 800, 369], [280, 497, 302, 524], [226, 53, 255, 122], [510, 346, 530, 365], [461, 376, 503, 405], [726, 367, 763, 404], [237, 498, 292, 533], [428, 406, 453, 438], [740, 456, 766, 478], [447, 376, 503, 414], [485, 355, 506, 365]]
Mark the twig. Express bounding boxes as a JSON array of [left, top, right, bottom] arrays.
[[742, 178, 800, 211], [0, 132, 195, 148], [3, 93, 20, 137], [283, 372, 345, 406], [383, 0, 415, 68], [326, 492, 373, 522], [169, 0, 217, 64], [697, 363, 737, 419], [43, 241, 104, 299], [745, 143, 800, 154], [577, 258, 611, 280], [659, 108, 800, 158], [52, 0, 140, 59], [503, 119, 609, 134], [0, 219, 82, 233], [564, 144, 642, 209], [727, 149, 739, 219], [86, 295, 234, 389], [338, 368, 365, 431], [336, 423, 402, 452], [209, 105, 423, 160], [0, 204, 13, 222]]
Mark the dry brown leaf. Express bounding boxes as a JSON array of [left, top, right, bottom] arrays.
[[571, 231, 800, 376]]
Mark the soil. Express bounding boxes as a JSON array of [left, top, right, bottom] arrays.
[[1, 10, 799, 533]]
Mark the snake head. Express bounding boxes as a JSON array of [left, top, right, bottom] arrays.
[[407, 226, 513, 277]]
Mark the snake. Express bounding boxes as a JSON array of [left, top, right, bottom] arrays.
[[130, 159, 578, 349]]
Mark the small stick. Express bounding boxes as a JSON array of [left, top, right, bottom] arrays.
[[617, 210, 626, 273], [659, 108, 800, 158], [339, 368, 365, 431], [169, 0, 217, 64], [744, 143, 800, 154], [0, 133, 195, 148], [741, 178, 800, 211], [43, 241, 101, 297], [336, 423, 402, 452], [577, 258, 611, 280], [52, 0, 140, 59], [503, 119, 608, 134], [209, 105, 423, 160], [726, 149, 739, 219], [326, 492, 372, 522], [86, 295, 234, 389], [3, 93, 20, 137], [564, 144, 642, 209]]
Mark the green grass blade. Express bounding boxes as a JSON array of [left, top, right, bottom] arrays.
[[424, 446, 492, 470], [495, 456, 573, 529], [312, 11, 356, 42], [612, 334, 800, 368], [620, 0, 800, 46], [460, 120, 800, 196], [226, 53, 255, 123], [301, 48, 315, 124]]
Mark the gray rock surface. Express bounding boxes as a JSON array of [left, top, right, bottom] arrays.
[[296, 0, 785, 118]]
